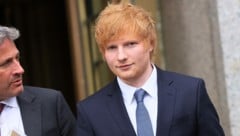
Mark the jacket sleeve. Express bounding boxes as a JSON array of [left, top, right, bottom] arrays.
[[56, 91, 77, 136], [197, 79, 225, 136], [77, 102, 95, 136]]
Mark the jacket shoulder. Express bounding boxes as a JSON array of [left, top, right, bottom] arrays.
[[23, 86, 60, 96]]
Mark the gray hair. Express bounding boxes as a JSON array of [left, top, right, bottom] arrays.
[[0, 25, 20, 45]]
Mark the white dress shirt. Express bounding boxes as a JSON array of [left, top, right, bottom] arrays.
[[118, 65, 158, 136], [0, 97, 26, 136]]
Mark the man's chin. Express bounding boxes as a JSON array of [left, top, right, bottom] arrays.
[[12, 85, 24, 95], [18, 86, 24, 93]]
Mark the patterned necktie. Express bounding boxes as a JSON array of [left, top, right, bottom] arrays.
[[0, 103, 5, 136], [0, 103, 5, 114], [134, 89, 154, 136], [0, 103, 3, 136]]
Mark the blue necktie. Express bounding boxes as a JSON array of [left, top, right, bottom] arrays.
[[134, 89, 154, 136]]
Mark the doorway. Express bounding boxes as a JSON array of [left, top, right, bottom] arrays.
[[0, 0, 76, 113]]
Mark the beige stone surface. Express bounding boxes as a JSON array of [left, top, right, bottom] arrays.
[[217, 0, 240, 135], [159, 0, 231, 135]]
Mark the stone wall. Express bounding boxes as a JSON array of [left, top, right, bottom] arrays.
[[217, 0, 240, 135], [159, 0, 231, 135]]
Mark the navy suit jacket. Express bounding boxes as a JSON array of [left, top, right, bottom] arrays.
[[17, 86, 76, 136], [77, 67, 224, 136]]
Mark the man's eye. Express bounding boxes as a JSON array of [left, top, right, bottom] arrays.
[[106, 45, 117, 50], [126, 42, 137, 47], [0, 59, 12, 67]]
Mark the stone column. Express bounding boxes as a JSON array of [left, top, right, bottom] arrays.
[[217, 0, 240, 136], [159, 0, 231, 135]]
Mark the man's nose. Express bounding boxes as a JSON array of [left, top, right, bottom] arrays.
[[13, 60, 25, 75], [117, 48, 127, 61]]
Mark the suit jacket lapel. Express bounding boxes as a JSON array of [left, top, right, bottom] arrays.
[[17, 87, 42, 136], [156, 68, 176, 136], [106, 80, 136, 136]]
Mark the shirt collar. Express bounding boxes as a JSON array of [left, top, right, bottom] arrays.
[[141, 65, 158, 99], [0, 97, 18, 108], [118, 65, 158, 104]]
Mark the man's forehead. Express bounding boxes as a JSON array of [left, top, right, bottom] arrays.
[[0, 38, 18, 55]]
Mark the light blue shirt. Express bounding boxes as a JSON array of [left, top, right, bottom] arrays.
[[118, 65, 158, 136], [0, 97, 26, 136]]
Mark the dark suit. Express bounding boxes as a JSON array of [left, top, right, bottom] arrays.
[[77, 67, 224, 136], [17, 86, 76, 136]]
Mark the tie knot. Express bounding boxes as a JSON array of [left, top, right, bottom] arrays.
[[134, 89, 146, 103], [0, 103, 5, 113]]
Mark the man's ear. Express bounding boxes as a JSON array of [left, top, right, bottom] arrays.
[[149, 39, 155, 52]]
